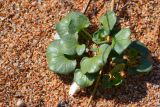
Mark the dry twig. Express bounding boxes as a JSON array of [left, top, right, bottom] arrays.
[[87, 70, 102, 107], [111, 0, 115, 11], [82, 0, 92, 14]]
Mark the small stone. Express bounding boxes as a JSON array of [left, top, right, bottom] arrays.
[[16, 99, 26, 107]]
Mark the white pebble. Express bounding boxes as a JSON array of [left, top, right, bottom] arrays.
[[16, 99, 25, 107]]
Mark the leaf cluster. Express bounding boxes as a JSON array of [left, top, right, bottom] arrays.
[[46, 11, 152, 88]]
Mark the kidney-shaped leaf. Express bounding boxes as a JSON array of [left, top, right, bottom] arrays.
[[100, 11, 117, 35], [46, 40, 77, 74], [56, 12, 90, 38], [113, 28, 131, 54], [74, 69, 95, 88], [80, 44, 110, 74]]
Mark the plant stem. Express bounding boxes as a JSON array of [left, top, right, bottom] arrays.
[[82, 29, 92, 40], [87, 70, 102, 107], [82, 0, 92, 14], [111, 0, 115, 11], [79, 31, 89, 41]]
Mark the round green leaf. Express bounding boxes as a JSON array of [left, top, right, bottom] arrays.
[[74, 69, 95, 88], [56, 12, 90, 38], [99, 11, 117, 35], [76, 44, 86, 56], [46, 40, 77, 74], [113, 28, 131, 54]]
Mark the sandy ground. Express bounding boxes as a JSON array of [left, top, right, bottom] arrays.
[[0, 0, 160, 106]]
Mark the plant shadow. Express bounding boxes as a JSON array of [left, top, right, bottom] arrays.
[[96, 60, 159, 104], [57, 73, 73, 85]]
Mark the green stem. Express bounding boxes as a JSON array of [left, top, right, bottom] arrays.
[[82, 29, 92, 40], [111, 38, 116, 48], [79, 31, 88, 40]]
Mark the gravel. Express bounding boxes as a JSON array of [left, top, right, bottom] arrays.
[[0, 0, 160, 106]]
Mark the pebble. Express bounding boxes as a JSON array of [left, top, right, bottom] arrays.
[[16, 99, 26, 107]]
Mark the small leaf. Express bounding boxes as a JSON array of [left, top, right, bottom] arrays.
[[46, 40, 77, 74], [74, 69, 95, 88], [100, 11, 117, 35], [56, 12, 90, 38], [92, 28, 109, 44], [111, 72, 123, 86], [76, 44, 86, 56], [102, 64, 125, 88], [110, 64, 124, 86], [113, 28, 131, 54], [102, 64, 124, 88]]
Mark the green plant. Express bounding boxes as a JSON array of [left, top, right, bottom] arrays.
[[46, 11, 152, 94]]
